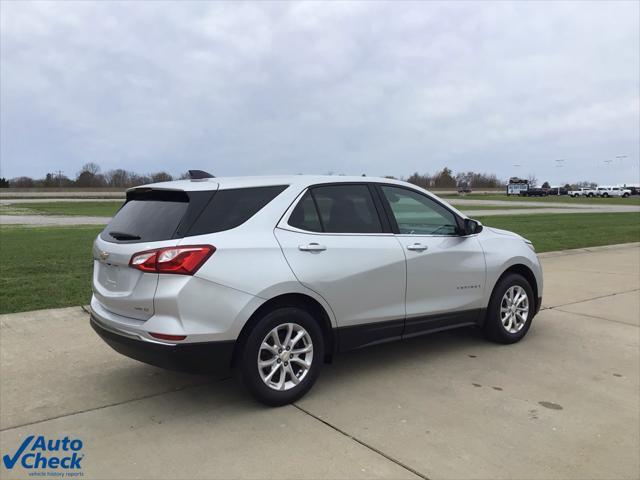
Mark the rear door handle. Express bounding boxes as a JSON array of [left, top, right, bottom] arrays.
[[298, 243, 327, 252], [406, 243, 428, 252]]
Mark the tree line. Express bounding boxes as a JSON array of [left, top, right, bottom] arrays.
[[1, 163, 189, 189], [0, 163, 597, 190]]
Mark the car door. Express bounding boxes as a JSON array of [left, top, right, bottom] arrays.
[[274, 183, 407, 350], [376, 184, 487, 338]]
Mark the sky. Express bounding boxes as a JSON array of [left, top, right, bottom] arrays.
[[1, 1, 639, 185]]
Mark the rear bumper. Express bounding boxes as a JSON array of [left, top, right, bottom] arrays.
[[90, 316, 235, 374]]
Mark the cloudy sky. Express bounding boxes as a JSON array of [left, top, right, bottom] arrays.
[[1, 1, 638, 185]]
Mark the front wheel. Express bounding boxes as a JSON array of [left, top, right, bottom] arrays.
[[602, 193, 609, 198], [239, 307, 324, 406], [484, 273, 535, 344]]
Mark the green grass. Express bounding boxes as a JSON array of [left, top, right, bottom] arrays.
[[0, 201, 122, 217], [440, 194, 640, 205], [1, 213, 639, 314], [476, 212, 640, 253], [0, 226, 102, 314], [457, 204, 545, 211]]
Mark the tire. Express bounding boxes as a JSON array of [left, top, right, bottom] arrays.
[[602, 193, 609, 198], [238, 307, 324, 406], [484, 273, 535, 344], [623, 193, 629, 198]]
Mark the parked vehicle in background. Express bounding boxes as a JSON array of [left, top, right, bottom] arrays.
[[546, 186, 568, 196], [519, 187, 548, 197], [621, 185, 640, 196], [568, 188, 595, 198], [457, 183, 472, 194], [507, 177, 529, 196], [90, 174, 543, 405], [595, 186, 631, 198]]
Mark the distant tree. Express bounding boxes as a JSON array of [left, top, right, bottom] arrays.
[[527, 174, 538, 187], [76, 162, 105, 187], [178, 171, 191, 180], [433, 167, 456, 188], [9, 176, 34, 188], [563, 184, 571, 190], [541, 181, 551, 189], [407, 172, 432, 189], [104, 169, 129, 188], [128, 174, 151, 187], [383, 175, 397, 180], [575, 180, 597, 188], [150, 171, 173, 183], [455, 171, 501, 188], [0, 177, 9, 188]]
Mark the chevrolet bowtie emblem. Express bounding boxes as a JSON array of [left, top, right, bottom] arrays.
[[99, 251, 110, 261]]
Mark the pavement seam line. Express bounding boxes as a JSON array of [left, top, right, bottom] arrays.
[[0, 380, 223, 432], [292, 403, 430, 480], [541, 288, 640, 311], [553, 307, 640, 328]]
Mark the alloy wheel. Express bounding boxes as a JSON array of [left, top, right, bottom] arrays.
[[257, 323, 314, 391], [500, 286, 529, 334]]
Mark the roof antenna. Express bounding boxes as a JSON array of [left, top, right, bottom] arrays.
[[188, 170, 215, 180]]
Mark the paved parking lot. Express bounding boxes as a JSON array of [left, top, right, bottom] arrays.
[[1, 244, 638, 479]]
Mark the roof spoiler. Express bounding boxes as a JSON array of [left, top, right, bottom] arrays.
[[188, 170, 215, 179]]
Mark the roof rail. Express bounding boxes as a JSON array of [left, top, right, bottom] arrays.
[[188, 170, 215, 179]]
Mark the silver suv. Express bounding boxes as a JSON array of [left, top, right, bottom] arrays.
[[91, 175, 543, 405]]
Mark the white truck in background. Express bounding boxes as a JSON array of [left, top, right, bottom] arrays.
[[594, 186, 631, 198], [568, 187, 596, 198]]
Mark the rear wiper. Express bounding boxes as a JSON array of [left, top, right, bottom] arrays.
[[109, 231, 141, 240]]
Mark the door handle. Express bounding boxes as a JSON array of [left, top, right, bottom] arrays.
[[298, 243, 327, 252], [406, 243, 428, 252]]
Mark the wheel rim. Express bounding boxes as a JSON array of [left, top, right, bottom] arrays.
[[500, 286, 529, 334], [258, 323, 313, 391]]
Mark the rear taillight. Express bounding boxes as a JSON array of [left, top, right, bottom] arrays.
[[129, 245, 215, 275]]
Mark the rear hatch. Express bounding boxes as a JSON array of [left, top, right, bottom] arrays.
[[92, 185, 218, 320]]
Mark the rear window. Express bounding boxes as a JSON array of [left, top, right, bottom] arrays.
[[102, 185, 287, 243], [101, 190, 191, 243], [187, 185, 288, 236]]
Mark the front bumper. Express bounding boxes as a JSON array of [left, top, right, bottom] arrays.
[[91, 316, 235, 375]]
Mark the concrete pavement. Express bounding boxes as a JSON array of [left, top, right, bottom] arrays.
[[1, 244, 639, 479]]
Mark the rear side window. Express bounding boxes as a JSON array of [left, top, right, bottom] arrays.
[[187, 185, 287, 236], [288, 191, 322, 232], [289, 185, 383, 234], [101, 190, 190, 243]]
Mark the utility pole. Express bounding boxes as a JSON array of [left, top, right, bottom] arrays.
[[56, 170, 63, 188]]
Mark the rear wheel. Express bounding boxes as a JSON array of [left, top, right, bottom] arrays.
[[239, 307, 324, 406], [484, 273, 535, 344], [602, 193, 609, 198]]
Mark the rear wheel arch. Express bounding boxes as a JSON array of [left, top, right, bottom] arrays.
[[233, 293, 335, 367]]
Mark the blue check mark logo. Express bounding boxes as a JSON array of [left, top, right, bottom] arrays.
[[3, 435, 34, 469]]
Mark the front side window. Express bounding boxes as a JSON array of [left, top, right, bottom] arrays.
[[288, 185, 383, 234], [381, 186, 459, 235]]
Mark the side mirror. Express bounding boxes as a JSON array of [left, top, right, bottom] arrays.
[[463, 218, 483, 236]]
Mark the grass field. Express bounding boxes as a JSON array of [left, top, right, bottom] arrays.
[[0, 226, 102, 313], [0, 212, 639, 314], [0, 201, 122, 217], [476, 212, 640, 252], [457, 204, 545, 211], [440, 194, 640, 205]]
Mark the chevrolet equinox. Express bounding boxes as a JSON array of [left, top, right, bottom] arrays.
[[91, 174, 543, 405]]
